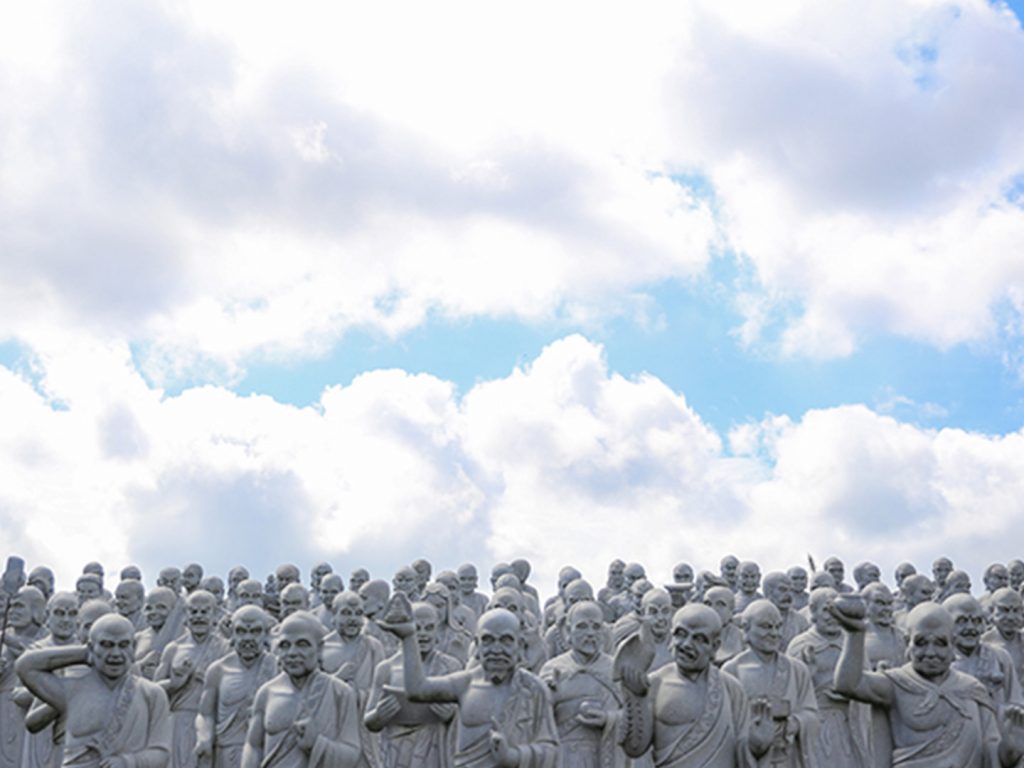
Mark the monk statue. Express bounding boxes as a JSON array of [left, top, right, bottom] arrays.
[[618, 603, 774, 767], [853, 562, 881, 592], [275, 564, 301, 591], [833, 601, 1024, 767], [226, 567, 249, 611], [435, 570, 478, 636], [722, 600, 818, 767], [636, 589, 675, 670], [0, 585, 46, 768], [608, 565, 646, 622], [422, 583, 473, 666], [241, 612, 363, 767], [135, 588, 184, 680], [539, 600, 624, 768], [981, 564, 1011, 613], [155, 590, 231, 768], [314, 574, 345, 629], [734, 562, 763, 614], [361, 580, 398, 657], [234, 580, 264, 610], [382, 598, 560, 768], [762, 572, 808, 651], [932, 557, 953, 594], [195, 605, 277, 768], [309, 563, 334, 609], [983, 588, 1024, 681], [157, 567, 184, 596], [183, 564, 204, 596], [1010, 561, 1024, 593], [321, 591, 386, 692], [862, 583, 906, 671], [494, 574, 542, 622], [412, 560, 433, 599], [544, 579, 599, 660], [940, 569, 973, 602], [280, 583, 310, 619], [510, 560, 542, 615], [456, 565, 489, 619], [611, 580, 654, 648], [364, 602, 461, 768], [82, 562, 114, 602], [76, 574, 104, 606], [16, 613, 172, 766], [945, 594, 1022, 711], [719, 556, 740, 593], [350, 569, 371, 596], [121, 565, 144, 582], [892, 575, 934, 632], [597, 560, 627, 623], [820, 557, 851, 594], [787, 567, 809, 612], [484, 588, 548, 674], [892, 562, 916, 612], [786, 589, 868, 767], [115, 579, 147, 632], [27, 567, 55, 602], [393, 568, 420, 603], [701, 586, 744, 667]]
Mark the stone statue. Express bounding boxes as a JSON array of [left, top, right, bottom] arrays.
[[931, 557, 953, 593], [510, 560, 541, 615], [597, 560, 627, 623], [786, 589, 868, 767], [314, 574, 345, 629], [618, 603, 773, 767], [158, 566, 184, 596], [1010, 561, 1024, 593], [309, 562, 334, 608], [135, 587, 184, 680], [435, 570, 478, 636], [201, 577, 226, 607], [456, 565, 488, 619], [611, 580, 654, 648], [762, 572, 809, 651], [701, 586, 744, 667], [485, 588, 548, 674], [822, 557, 852, 594], [944, 594, 1022, 710], [852, 561, 881, 592], [607, 565, 646, 623], [121, 565, 144, 582], [227, 567, 249, 611], [892, 575, 934, 632], [361, 580, 398, 657], [382, 599, 560, 768], [494, 574, 542, 623], [234, 579, 264, 609], [0, 585, 46, 768], [723, 600, 818, 767], [787, 567, 809, 612], [983, 588, 1024, 682], [16, 613, 172, 766], [734, 562, 762, 615], [195, 605, 277, 768], [939, 569, 972, 602], [393, 568, 420, 602], [322, 591, 386, 691], [412, 560, 433, 598], [422, 583, 473, 666], [82, 562, 113, 602], [833, 601, 1024, 767], [892, 562, 916, 612], [543, 579, 599, 660], [861, 583, 906, 671], [719, 556, 740, 593], [539, 601, 624, 768], [183, 563, 204, 596], [155, 590, 231, 768], [27, 567, 55, 602], [75, 574, 104, 606], [981, 564, 1011, 613], [241, 612, 363, 767], [275, 564, 301, 591], [115, 579, 147, 632], [350, 569, 371, 596], [364, 602, 461, 768], [280, 583, 311, 619]]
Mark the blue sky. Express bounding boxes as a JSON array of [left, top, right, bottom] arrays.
[[2, 0, 1024, 592]]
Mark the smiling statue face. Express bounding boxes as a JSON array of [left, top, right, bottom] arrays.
[[276, 615, 322, 681], [186, 591, 217, 639], [333, 592, 365, 639], [90, 615, 136, 682], [48, 593, 79, 641], [642, 589, 673, 640], [743, 601, 783, 655], [945, 595, 985, 654], [907, 605, 954, 680], [672, 605, 721, 675]]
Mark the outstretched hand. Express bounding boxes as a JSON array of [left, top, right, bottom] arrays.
[[377, 594, 416, 639], [748, 697, 775, 757], [489, 718, 520, 768], [826, 602, 866, 633], [1000, 704, 1024, 765]]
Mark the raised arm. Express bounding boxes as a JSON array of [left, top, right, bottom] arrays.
[[15, 644, 88, 712], [381, 617, 469, 703], [831, 608, 894, 706]]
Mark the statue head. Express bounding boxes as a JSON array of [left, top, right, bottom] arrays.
[[120, 565, 143, 582], [319, 574, 344, 612], [115, 579, 145, 617], [984, 563, 1010, 594], [47, 591, 79, 642], [943, 593, 985, 656], [412, 602, 440, 658], [762, 572, 792, 612], [185, 590, 217, 640], [564, 578, 594, 607], [738, 561, 761, 596], [276, 612, 325, 681], [333, 591, 365, 639], [787, 566, 808, 594], [629, 579, 654, 614], [557, 566, 583, 598], [157, 566, 182, 594], [906, 603, 955, 680], [565, 601, 603, 662], [671, 604, 722, 676], [359, 580, 390, 618], [623, 563, 646, 589], [435, 570, 460, 597], [741, 600, 782, 656], [703, 586, 735, 625], [490, 562, 513, 589], [488, 587, 525, 618], [494, 573, 523, 593], [809, 571, 836, 590], [280, 583, 309, 618], [853, 561, 880, 591], [88, 614, 136, 682], [231, 605, 269, 662], [641, 588, 673, 640], [1010, 560, 1024, 591], [475, 608, 521, 682], [422, 582, 454, 625], [672, 562, 694, 585], [349, 568, 370, 594], [78, 599, 113, 644], [76, 573, 103, 605], [510, 559, 532, 585], [991, 587, 1024, 637], [311, 562, 333, 591], [143, 587, 175, 631], [931, 557, 953, 587], [393, 567, 418, 597], [863, 582, 894, 627], [719, 555, 739, 586], [182, 563, 204, 593], [944, 570, 971, 597], [823, 557, 845, 587], [411, 559, 432, 591], [456, 563, 478, 595], [275, 564, 300, 589], [8, 585, 45, 631], [606, 559, 626, 590], [809, 587, 840, 638], [27, 566, 54, 600], [894, 561, 916, 587], [200, 576, 225, 605], [82, 561, 105, 587], [228, 566, 249, 595], [236, 579, 264, 608], [902, 574, 935, 609]]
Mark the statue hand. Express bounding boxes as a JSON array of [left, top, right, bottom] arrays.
[[576, 700, 606, 728], [376, 693, 402, 723], [294, 717, 316, 753], [540, 667, 561, 691], [1000, 704, 1024, 762], [826, 602, 866, 633], [799, 644, 816, 672], [748, 698, 775, 756], [489, 719, 520, 768], [195, 734, 213, 758]]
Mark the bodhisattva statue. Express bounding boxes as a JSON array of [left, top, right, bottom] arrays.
[[241, 612, 363, 767], [944, 594, 1022, 711], [762, 572, 808, 652], [539, 600, 624, 768], [364, 602, 461, 768], [195, 605, 277, 768], [984, 588, 1024, 682], [155, 590, 231, 768], [618, 603, 774, 767], [701, 587, 744, 667], [722, 600, 818, 767], [786, 589, 868, 767], [382, 597, 560, 768], [833, 601, 1024, 767], [17, 613, 172, 766]]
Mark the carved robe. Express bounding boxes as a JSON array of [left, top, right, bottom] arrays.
[[205, 652, 278, 768], [954, 642, 1023, 711]]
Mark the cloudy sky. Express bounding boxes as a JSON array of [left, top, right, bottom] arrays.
[[3, 0, 1024, 595]]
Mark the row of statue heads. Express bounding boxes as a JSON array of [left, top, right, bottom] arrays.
[[3, 551, 1024, 768]]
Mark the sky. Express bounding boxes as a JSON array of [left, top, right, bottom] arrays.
[[2, 0, 1024, 598]]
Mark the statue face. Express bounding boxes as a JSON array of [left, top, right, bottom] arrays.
[[7, 593, 34, 630], [187, 596, 216, 637], [608, 561, 625, 589], [277, 625, 320, 678], [280, 589, 308, 618], [857, 564, 880, 588], [738, 565, 760, 594], [764, 578, 792, 611], [865, 589, 894, 626], [115, 584, 143, 616], [393, 569, 417, 596], [312, 563, 332, 589], [157, 569, 182, 593], [320, 579, 343, 611], [492, 592, 523, 615], [985, 566, 1010, 593], [622, 565, 645, 588], [424, 592, 448, 623], [28, 574, 53, 598], [144, 594, 173, 629], [276, 566, 300, 588], [946, 573, 971, 595], [720, 557, 739, 583], [182, 565, 203, 592], [672, 564, 694, 584], [745, 607, 782, 655], [895, 563, 915, 586], [949, 604, 985, 653], [1010, 562, 1024, 589], [412, 561, 431, 587], [909, 626, 953, 679], [90, 623, 135, 681], [567, 605, 603, 657], [232, 617, 267, 661], [48, 598, 79, 640], [237, 582, 263, 607], [932, 559, 952, 586], [413, 606, 438, 657], [457, 566, 478, 595], [993, 596, 1024, 635], [906, 579, 935, 607], [702, 590, 734, 624], [334, 598, 365, 639], [787, 568, 808, 593], [672, 613, 718, 674], [476, 612, 520, 679], [76, 580, 101, 604], [825, 559, 844, 585], [642, 593, 673, 639], [810, 595, 840, 637], [228, 568, 249, 592]]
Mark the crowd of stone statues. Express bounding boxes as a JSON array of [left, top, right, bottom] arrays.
[[3, 553, 1024, 767]]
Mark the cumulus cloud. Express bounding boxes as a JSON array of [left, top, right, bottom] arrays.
[[3, 334, 1023, 592]]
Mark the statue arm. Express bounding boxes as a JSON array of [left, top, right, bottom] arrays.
[[240, 687, 267, 768], [399, 632, 466, 703], [833, 627, 893, 706], [620, 678, 655, 757], [25, 698, 60, 733], [14, 644, 87, 712], [195, 661, 220, 755], [363, 661, 391, 732]]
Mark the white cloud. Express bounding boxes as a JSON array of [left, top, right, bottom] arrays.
[[3, 334, 1023, 594]]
